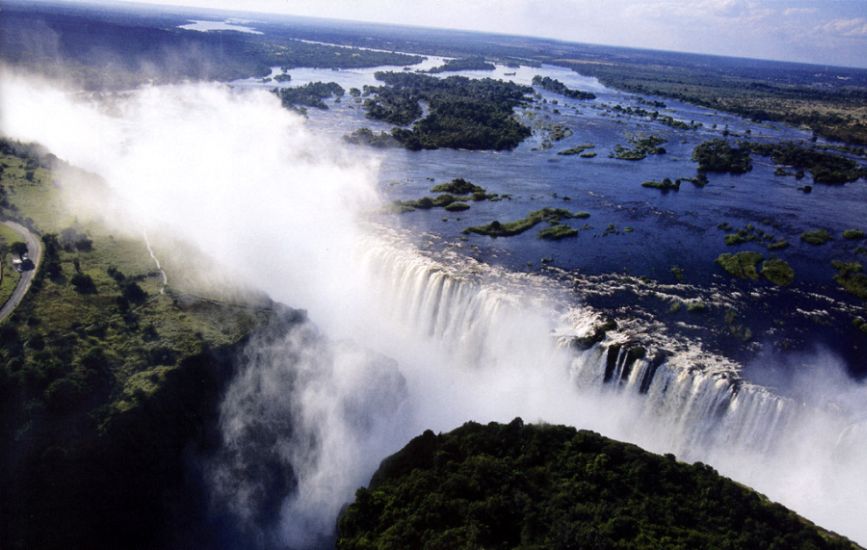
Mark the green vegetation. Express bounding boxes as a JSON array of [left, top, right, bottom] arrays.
[[444, 202, 470, 212], [545, 123, 573, 144], [716, 251, 763, 280], [343, 127, 397, 148], [0, 140, 298, 548], [801, 229, 833, 245], [761, 258, 796, 286], [274, 81, 345, 112], [394, 179, 504, 213], [832, 261, 867, 299], [337, 420, 854, 549], [721, 224, 789, 251], [641, 178, 680, 192], [671, 265, 684, 282], [431, 177, 485, 195], [746, 142, 866, 184], [427, 56, 495, 73], [693, 139, 752, 174], [532, 75, 596, 100], [843, 229, 865, 240], [0, 225, 23, 306], [465, 208, 580, 238], [609, 104, 701, 130], [364, 72, 532, 150], [538, 224, 578, 240], [681, 173, 709, 187], [558, 143, 595, 156], [611, 135, 666, 161], [580, 151, 597, 158]]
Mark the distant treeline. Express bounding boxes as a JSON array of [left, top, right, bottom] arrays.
[[0, 3, 422, 89]]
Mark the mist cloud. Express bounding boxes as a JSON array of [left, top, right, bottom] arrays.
[[2, 69, 867, 547]]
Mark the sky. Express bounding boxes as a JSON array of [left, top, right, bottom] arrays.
[[100, 0, 867, 68]]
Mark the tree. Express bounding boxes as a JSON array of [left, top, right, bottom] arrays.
[[11, 241, 28, 258]]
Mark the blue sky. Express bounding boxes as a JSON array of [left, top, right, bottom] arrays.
[[110, 0, 867, 68]]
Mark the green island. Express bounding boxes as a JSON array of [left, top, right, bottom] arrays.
[[0, 139, 302, 548], [832, 261, 867, 299], [746, 142, 866, 184], [611, 135, 667, 161], [427, 56, 495, 73], [761, 258, 796, 286], [364, 72, 532, 150], [538, 224, 578, 240], [715, 252, 795, 286], [843, 229, 866, 240], [716, 251, 763, 280], [693, 139, 753, 174], [393, 178, 504, 213], [465, 208, 583, 238], [343, 127, 398, 148], [337, 419, 854, 549], [609, 104, 701, 130], [558, 143, 595, 156], [641, 178, 680, 192], [274, 81, 345, 112], [801, 229, 833, 245], [722, 224, 786, 250], [532, 75, 596, 100]]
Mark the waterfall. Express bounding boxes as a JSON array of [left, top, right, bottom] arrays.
[[354, 229, 798, 459], [215, 228, 867, 546]]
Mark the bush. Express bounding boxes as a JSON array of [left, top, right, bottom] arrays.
[[70, 273, 97, 294]]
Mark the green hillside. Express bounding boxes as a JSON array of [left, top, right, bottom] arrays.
[[338, 419, 858, 549]]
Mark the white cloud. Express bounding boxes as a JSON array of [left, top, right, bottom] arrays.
[[821, 17, 867, 38], [783, 7, 817, 16]]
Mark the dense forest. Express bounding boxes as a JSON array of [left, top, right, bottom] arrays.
[[337, 419, 857, 549], [364, 72, 532, 150]]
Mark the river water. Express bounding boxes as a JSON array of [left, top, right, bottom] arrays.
[[233, 54, 867, 377]]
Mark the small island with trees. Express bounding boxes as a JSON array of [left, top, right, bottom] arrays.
[[532, 75, 596, 100], [362, 72, 532, 150]]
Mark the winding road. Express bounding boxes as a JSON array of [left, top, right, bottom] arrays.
[[0, 220, 42, 323]]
